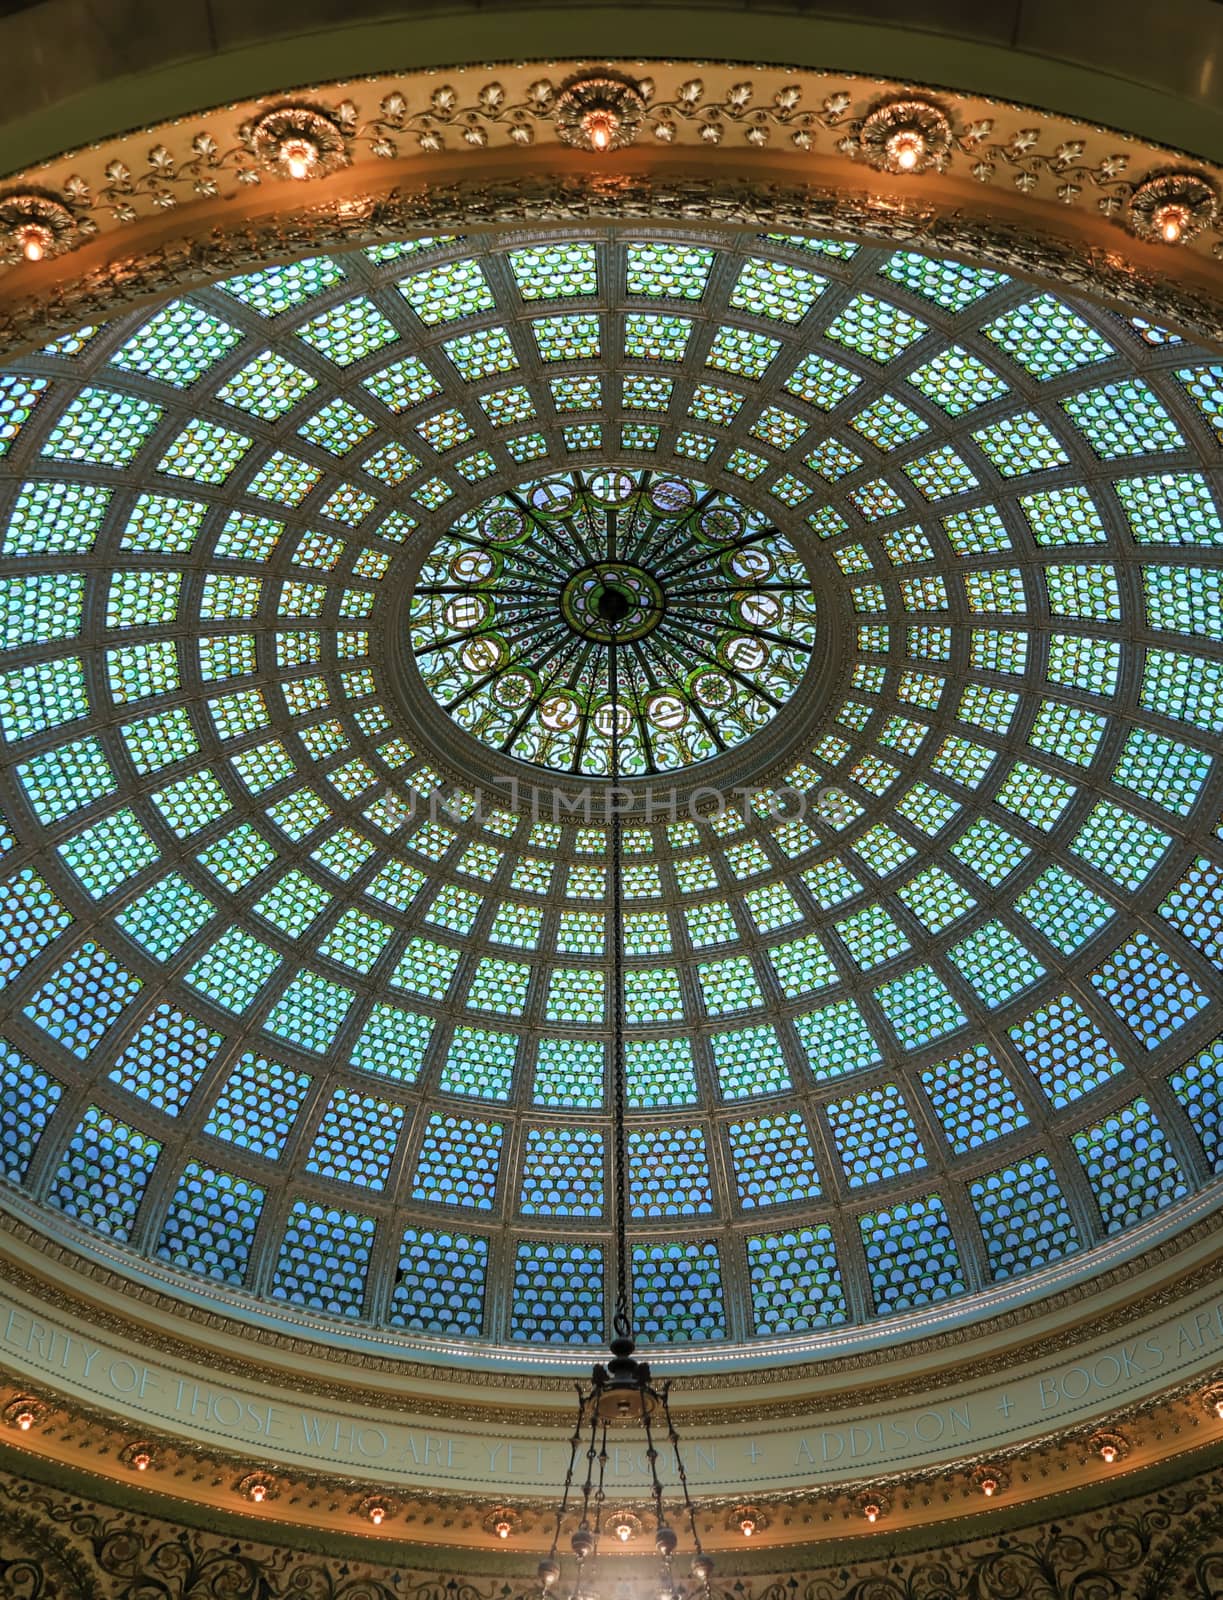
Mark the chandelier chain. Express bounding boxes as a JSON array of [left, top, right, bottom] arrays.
[[608, 623, 631, 1343], [538, 559, 711, 1600], [641, 1386, 666, 1527], [546, 1389, 584, 1567]]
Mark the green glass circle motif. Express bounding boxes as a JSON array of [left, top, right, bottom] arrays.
[[410, 469, 818, 776]]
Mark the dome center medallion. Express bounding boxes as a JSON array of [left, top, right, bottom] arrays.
[[561, 561, 665, 644]]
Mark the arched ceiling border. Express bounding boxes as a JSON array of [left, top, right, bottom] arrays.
[[2, 1205, 1222, 1405], [0, 61, 1222, 358], [0, 4, 1220, 174], [3, 1337, 1223, 1554]]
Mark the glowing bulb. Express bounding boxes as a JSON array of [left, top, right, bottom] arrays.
[[1215, 1399, 1223, 1419], [15, 1410, 34, 1431], [132, 1451, 151, 1471], [887, 129, 925, 171], [1155, 204, 1188, 244], [15, 223, 52, 262], [495, 1520, 512, 1540], [615, 1522, 632, 1543], [280, 137, 319, 179], [582, 108, 618, 152], [739, 1516, 756, 1538], [980, 1477, 998, 1498], [1099, 1443, 1117, 1464], [863, 1503, 880, 1524], [250, 1482, 267, 1503], [369, 1504, 385, 1525]]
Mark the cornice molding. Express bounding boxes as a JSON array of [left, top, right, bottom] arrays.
[[2, 1432, 1223, 1573], [0, 62, 1221, 358]]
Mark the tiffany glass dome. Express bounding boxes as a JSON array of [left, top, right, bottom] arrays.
[[410, 467, 818, 776], [0, 228, 1220, 1363]]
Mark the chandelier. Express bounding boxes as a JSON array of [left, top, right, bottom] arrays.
[[536, 576, 714, 1600]]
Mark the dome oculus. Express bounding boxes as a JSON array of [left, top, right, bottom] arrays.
[[409, 468, 817, 776]]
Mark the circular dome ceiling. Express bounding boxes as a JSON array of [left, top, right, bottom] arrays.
[[0, 227, 1220, 1363], [410, 466, 817, 776]]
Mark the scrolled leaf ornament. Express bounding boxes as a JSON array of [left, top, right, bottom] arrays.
[[0, 1505, 103, 1600]]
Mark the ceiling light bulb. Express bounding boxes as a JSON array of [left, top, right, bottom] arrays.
[[863, 1502, 880, 1524], [887, 129, 924, 171], [495, 1519, 512, 1540], [1215, 1399, 1223, 1419], [1155, 204, 1189, 244], [1099, 1443, 1117, 1464], [582, 108, 618, 152], [369, 1504, 385, 1525], [250, 1482, 267, 1503], [280, 136, 319, 179], [739, 1516, 756, 1537], [980, 1477, 998, 1497], [15, 223, 52, 262], [615, 1522, 632, 1543], [15, 1409, 34, 1431], [132, 1451, 151, 1471]]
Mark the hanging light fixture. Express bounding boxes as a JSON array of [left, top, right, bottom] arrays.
[[536, 566, 713, 1600]]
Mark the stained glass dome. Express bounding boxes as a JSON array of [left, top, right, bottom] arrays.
[[410, 467, 817, 775], [0, 228, 1220, 1362]]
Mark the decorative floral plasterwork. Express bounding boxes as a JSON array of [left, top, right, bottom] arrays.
[[3, 1465, 1223, 1598], [4, 1366, 1222, 1551], [0, 62, 1220, 270], [3, 168, 1223, 367]]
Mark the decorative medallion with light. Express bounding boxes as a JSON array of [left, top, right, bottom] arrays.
[[1126, 171, 1219, 245], [554, 72, 648, 153], [0, 190, 85, 263], [245, 103, 352, 180], [856, 97, 953, 175], [3, 1397, 45, 1432]]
